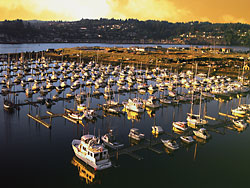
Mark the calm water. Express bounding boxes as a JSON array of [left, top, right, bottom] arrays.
[[1, 61, 250, 187], [0, 43, 249, 54]]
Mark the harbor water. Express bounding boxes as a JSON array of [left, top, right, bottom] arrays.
[[0, 46, 250, 188]]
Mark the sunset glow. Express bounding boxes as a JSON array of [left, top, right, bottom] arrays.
[[0, 0, 249, 23]]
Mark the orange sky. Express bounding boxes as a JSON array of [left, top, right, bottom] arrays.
[[0, 0, 249, 24]]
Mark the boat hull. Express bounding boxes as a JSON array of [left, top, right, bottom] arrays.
[[72, 142, 112, 171], [124, 104, 144, 113]]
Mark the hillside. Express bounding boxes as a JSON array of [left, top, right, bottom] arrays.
[[0, 19, 250, 46]]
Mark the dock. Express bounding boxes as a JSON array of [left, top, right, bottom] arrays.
[[27, 113, 51, 128], [218, 112, 239, 119], [110, 139, 164, 160]]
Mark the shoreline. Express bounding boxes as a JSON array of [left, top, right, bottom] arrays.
[[0, 42, 249, 50]]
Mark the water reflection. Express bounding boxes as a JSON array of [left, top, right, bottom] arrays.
[[163, 147, 175, 156], [71, 156, 102, 185], [145, 107, 155, 118], [232, 125, 247, 132], [124, 109, 142, 122], [129, 137, 141, 146], [193, 135, 208, 145]]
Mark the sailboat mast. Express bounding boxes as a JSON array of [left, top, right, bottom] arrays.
[[199, 89, 202, 118]]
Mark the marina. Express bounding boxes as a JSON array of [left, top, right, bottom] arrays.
[[1, 46, 250, 187]]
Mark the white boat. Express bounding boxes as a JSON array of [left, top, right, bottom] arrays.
[[160, 98, 172, 104], [67, 111, 84, 120], [161, 139, 179, 150], [85, 80, 93, 86], [37, 96, 45, 102], [72, 135, 112, 170], [101, 130, 124, 149], [51, 74, 58, 81], [123, 98, 144, 113], [148, 84, 155, 91], [144, 96, 160, 108], [193, 128, 210, 140], [240, 104, 250, 111], [180, 136, 194, 144], [77, 103, 86, 112], [152, 126, 164, 135], [3, 100, 15, 110], [46, 81, 53, 89], [60, 81, 67, 88], [187, 113, 208, 126], [82, 109, 95, 120], [231, 107, 246, 115], [168, 91, 176, 97], [172, 121, 189, 131], [232, 119, 247, 129], [128, 128, 145, 141]]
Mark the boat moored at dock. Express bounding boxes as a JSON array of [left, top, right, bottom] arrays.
[[72, 135, 112, 171]]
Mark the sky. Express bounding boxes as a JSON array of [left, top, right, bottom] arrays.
[[0, 0, 249, 24]]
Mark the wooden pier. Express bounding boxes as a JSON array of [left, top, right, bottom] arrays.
[[218, 112, 238, 119], [27, 111, 65, 129], [27, 113, 51, 129]]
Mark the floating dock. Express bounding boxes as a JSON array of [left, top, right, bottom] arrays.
[[27, 113, 51, 128], [218, 112, 239, 119]]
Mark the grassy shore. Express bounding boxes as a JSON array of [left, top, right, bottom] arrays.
[[44, 46, 249, 78], [2, 46, 249, 78]]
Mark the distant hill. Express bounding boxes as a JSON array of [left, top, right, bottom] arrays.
[[0, 18, 250, 46]]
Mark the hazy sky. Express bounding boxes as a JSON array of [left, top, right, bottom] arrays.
[[0, 0, 248, 24]]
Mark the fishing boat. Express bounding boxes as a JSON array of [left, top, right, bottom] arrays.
[[232, 119, 247, 129], [101, 130, 124, 149], [128, 128, 145, 141], [193, 128, 210, 140], [123, 98, 144, 113], [72, 135, 112, 170], [172, 121, 189, 131], [161, 139, 179, 150], [180, 136, 194, 144]]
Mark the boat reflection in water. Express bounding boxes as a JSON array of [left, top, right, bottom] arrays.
[[193, 135, 208, 145], [123, 108, 142, 121], [129, 137, 142, 146], [145, 107, 156, 118], [232, 124, 247, 132], [172, 126, 184, 134], [163, 147, 175, 156], [71, 156, 102, 185]]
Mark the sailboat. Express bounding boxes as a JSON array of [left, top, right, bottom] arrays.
[[187, 64, 207, 127], [187, 90, 208, 127]]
